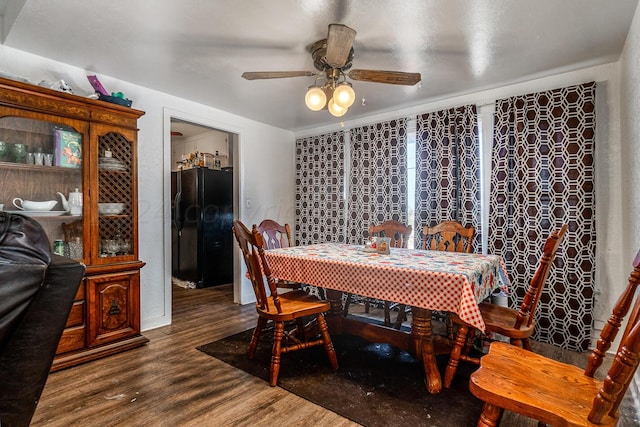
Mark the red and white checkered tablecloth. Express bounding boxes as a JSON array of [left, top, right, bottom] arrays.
[[264, 243, 510, 332]]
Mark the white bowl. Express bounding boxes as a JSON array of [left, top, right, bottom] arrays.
[[13, 198, 57, 211], [98, 203, 125, 215]]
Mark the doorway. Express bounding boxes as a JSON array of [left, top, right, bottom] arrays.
[[164, 112, 240, 324], [170, 118, 235, 286]]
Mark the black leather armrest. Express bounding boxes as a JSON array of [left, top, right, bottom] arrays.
[[0, 255, 85, 427]]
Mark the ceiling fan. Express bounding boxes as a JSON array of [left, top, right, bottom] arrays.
[[241, 24, 421, 117]]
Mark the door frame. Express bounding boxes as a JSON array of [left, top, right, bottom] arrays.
[[163, 108, 242, 324]]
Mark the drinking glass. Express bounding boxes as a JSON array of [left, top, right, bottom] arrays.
[[68, 237, 83, 259], [34, 152, 44, 165]]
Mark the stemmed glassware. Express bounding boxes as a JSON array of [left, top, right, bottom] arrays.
[[102, 239, 120, 256], [119, 239, 131, 255]]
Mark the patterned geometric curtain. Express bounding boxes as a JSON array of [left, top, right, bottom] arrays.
[[414, 105, 481, 251], [348, 119, 408, 244], [489, 82, 596, 351], [295, 131, 346, 245]]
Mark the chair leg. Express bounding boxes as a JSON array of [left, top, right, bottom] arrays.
[[249, 316, 267, 359], [476, 402, 503, 427], [522, 338, 532, 351], [269, 321, 285, 386], [384, 301, 392, 326], [364, 299, 370, 313], [393, 304, 407, 329], [316, 313, 339, 371], [444, 323, 470, 388], [446, 313, 455, 340], [342, 293, 352, 317], [462, 329, 475, 355]]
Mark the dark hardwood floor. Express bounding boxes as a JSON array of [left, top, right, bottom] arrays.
[[32, 285, 357, 427], [31, 284, 638, 426]]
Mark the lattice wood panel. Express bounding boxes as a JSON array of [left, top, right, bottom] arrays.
[[98, 132, 132, 245]]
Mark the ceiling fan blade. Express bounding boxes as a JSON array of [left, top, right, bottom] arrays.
[[348, 69, 422, 86], [241, 71, 317, 80], [325, 24, 356, 68]]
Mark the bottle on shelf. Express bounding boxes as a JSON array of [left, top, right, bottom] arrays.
[[214, 150, 221, 170]]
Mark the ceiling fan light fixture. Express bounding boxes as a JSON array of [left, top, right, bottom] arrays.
[[243, 24, 421, 119], [305, 85, 327, 111], [328, 97, 347, 117], [333, 82, 355, 109]]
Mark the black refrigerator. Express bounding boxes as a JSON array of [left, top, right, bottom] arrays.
[[171, 167, 233, 288]]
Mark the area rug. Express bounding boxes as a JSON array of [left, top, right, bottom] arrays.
[[197, 327, 484, 426]]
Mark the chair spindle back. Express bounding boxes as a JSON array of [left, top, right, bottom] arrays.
[[256, 219, 293, 250], [422, 220, 474, 253], [587, 247, 640, 423], [369, 220, 412, 249], [514, 224, 568, 330], [232, 220, 282, 314]]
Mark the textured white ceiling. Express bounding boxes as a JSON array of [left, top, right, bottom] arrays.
[[1, 0, 638, 131]]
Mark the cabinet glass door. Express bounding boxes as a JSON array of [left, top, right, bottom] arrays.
[[97, 130, 134, 260], [0, 115, 85, 259]]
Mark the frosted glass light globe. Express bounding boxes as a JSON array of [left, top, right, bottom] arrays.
[[333, 82, 355, 109], [328, 98, 347, 117], [305, 85, 327, 111]]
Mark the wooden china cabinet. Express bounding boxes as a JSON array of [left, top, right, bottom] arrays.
[[0, 76, 148, 371]]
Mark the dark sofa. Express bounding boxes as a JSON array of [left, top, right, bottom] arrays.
[[0, 214, 85, 427]]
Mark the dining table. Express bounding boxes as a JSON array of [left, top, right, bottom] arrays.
[[263, 243, 510, 394]]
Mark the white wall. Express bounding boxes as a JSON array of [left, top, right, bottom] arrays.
[[620, 1, 640, 273], [614, 2, 639, 386], [295, 62, 626, 343], [0, 45, 296, 331]]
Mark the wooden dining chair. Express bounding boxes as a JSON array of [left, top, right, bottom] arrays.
[[256, 219, 302, 290], [443, 224, 568, 388], [422, 220, 474, 253], [420, 220, 475, 334], [232, 220, 338, 386], [342, 220, 412, 328], [256, 219, 293, 249], [370, 220, 412, 249], [468, 246, 640, 427]]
